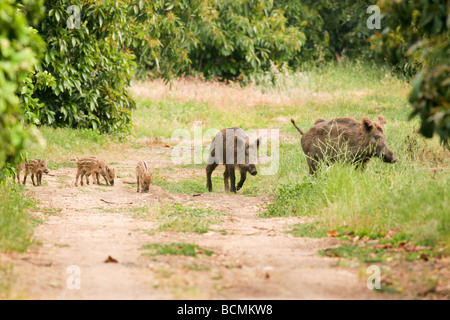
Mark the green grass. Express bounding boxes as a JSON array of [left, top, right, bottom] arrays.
[[152, 175, 209, 194], [24, 126, 117, 160], [0, 183, 37, 252], [183, 263, 211, 271], [47, 161, 76, 170], [141, 202, 227, 234], [140, 243, 214, 257], [0, 262, 16, 299]]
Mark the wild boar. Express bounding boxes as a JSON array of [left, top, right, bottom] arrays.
[[15, 163, 25, 184], [20, 159, 50, 186], [206, 127, 260, 193], [85, 158, 115, 186], [291, 116, 397, 174], [136, 161, 152, 193], [75, 157, 102, 187]]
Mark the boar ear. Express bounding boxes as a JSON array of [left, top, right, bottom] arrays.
[[362, 117, 373, 132], [378, 115, 386, 126]]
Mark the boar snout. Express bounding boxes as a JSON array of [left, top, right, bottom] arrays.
[[381, 147, 397, 164], [248, 165, 257, 176]]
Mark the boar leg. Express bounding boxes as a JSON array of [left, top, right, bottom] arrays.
[[85, 172, 93, 184], [206, 163, 218, 192], [101, 173, 108, 185], [31, 174, 36, 187], [223, 166, 230, 191], [75, 169, 81, 187], [37, 172, 42, 186], [137, 176, 140, 193], [236, 167, 247, 191], [307, 157, 318, 175], [16, 169, 21, 184], [80, 171, 86, 186], [227, 165, 237, 193], [22, 170, 28, 185], [356, 158, 370, 171]]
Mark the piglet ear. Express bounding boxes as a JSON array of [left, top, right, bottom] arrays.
[[362, 117, 373, 132], [378, 115, 387, 126]]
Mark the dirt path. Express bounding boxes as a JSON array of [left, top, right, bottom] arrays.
[[4, 146, 391, 299]]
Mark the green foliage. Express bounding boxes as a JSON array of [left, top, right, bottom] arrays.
[[274, 0, 377, 64], [409, 65, 449, 147], [128, 0, 204, 80], [189, 0, 305, 79], [0, 0, 44, 171], [29, 0, 136, 133], [372, 0, 449, 147], [129, 0, 305, 80], [0, 182, 36, 252]]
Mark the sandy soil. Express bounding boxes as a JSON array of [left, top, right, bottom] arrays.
[[3, 146, 392, 300]]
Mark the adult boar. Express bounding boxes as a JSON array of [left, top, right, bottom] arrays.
[[291, 116, 396, 174], [206, 127, 260, 193]]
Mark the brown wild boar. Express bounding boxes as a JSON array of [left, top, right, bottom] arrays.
[[291, 116, 397, 174], [20, 159, 50, 186], [136, 161, 152, 193], [206, 127, 260, 193], [85, 158, 115, 186], [15, 163, 25, 184], [75, 157, 103, 187]]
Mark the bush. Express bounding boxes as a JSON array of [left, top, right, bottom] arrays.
[[275, 0, 378, 65], [372, 0, 449, 147], [130, 0, 305, 80], [0, 0, 45, 172], [28, 0, 136, 133], [189, 0, 304, 79]]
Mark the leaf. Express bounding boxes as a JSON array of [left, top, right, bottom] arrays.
[[327, 230, 339, 237], [104, 256, 118, 263]]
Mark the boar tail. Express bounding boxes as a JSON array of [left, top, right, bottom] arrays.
[[291, 119, 304, 135]]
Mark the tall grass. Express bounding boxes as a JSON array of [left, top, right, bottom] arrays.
[[263, 119, 449, 248], [0, 183, 36, 252]]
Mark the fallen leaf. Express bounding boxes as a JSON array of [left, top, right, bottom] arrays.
[[385, 230, 397, 238], [419, 253, 429, 261], [405, 242, 416, 252], [327, 230, 339, 237], [397, 241, 406, 248], [104, 256, 118, 263]]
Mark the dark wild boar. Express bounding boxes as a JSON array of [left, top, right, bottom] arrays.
[[291, 116, 396, 174], [136, 161, 152, 193], [20, 159, 50, 186], [206, 127, 260, 193]]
